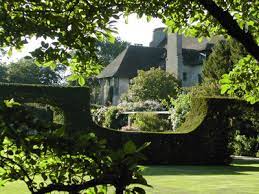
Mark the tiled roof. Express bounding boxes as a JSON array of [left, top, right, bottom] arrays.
[[97, 45, 166, 79]]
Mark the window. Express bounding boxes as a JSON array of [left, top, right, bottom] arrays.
[[183, 72, 187, 81]]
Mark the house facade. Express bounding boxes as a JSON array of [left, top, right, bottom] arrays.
[[97, 28, 217, 105]]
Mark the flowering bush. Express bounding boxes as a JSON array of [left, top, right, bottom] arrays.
[[168, 93, 191, 131], [91, 106, 127, 129], [91, 106, 109, 126], [118, 100, 166, 111]]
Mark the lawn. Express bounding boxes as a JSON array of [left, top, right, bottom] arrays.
[[1, 158, 259, 194]]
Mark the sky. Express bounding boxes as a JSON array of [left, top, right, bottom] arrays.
[[116, 14, 165, 46], [2, 14, 165, 63]]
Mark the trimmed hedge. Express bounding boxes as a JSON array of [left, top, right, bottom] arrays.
[[92, 97, 259, 165], [0, 83, 258, 165], [0, 83, 91, 135]]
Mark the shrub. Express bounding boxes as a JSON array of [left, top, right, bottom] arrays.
[[168, 93, 191, 131], [103, 106, 125, 129], [92, 106, 109, 126], [230, 131, 259, 157], [0, 84, 150, 194], [122, 68, 180, 102], [118, 100, 165, 111], [131, 113, 170, 132], [92, 106, 127, 129]]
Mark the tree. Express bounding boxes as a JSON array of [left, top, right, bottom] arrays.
[[2, 58, 65, 85], [203, 39, 247, 81], [220, 56, 259, 104], [96, 38, 130, 66], [0, 1, 257, 63], [124, 68, 180, 102], [0, 100, 150, 194], [0, 0, 258, 101]]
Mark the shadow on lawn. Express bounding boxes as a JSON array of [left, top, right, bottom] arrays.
[[142, 159, 259, 176]]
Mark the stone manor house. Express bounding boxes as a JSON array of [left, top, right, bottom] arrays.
[[97, 28, 217, 105]]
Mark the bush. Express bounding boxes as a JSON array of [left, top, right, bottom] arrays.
[[230, 131, 259, 157], [103, 106, 126, 129], [92, 106, 109, 126], [131, 113, 170, 132], [92, 106, 127, 129], [118, 100, 165, 111], [168, 93, 191, 131], [122, 68, 180, 102], [0, 84, 149, 194]]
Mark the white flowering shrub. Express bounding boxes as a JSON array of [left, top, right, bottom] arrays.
[[118, 100, 165, 111], [168, 93, 191, 131]]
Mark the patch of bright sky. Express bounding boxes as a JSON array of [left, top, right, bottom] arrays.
[[1, 14, 165, 63], [116, 14, 165, 46]]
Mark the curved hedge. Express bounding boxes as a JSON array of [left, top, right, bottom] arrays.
[[92, 97, 254, 165], [0, 83, 91, 135], [0, 83, 258, 165]]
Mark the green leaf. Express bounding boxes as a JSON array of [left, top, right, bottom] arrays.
[[132, 187, 146, 194], [123, 141, 137, 154], [67, 74, 79, 81], [78, 76, 85, 86], [7, 48, 13, 57], [4, 98, 21, 108], [220, 84, 231, 94]]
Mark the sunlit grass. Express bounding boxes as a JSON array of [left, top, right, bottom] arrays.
[[1, 159, 259, 194]]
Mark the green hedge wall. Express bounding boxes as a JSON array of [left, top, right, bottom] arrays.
[[0, 83, 258, 165], [0, 83, 91, 135], [92, 97, 259, 165]]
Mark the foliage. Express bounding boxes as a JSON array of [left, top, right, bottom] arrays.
[[130, 113, 170, 132], [197, 39, 246, 97], [188, 82, 223, 97], [92, 106, 109, 126], [0, 0, 259, 100], [96, 38, 130, 66], [95, 97, 250, 164], [1, 58, 65, 85], [230, 131, 259, 157], [3, 160, 259, 194], [220, 55, 259, 104], [118, 100, 165, 112], [0, 0, 121, 65], [168, 93, 191, 131], [103, 106, 122, 129], [92, 106, 127, 129], [124, 68, 180, 102], [202, 39, 246, 82], [0, 102, 150, 194], [66, 58, 102, 86]]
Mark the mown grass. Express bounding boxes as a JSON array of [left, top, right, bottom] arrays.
[[1, 159, 259, 194]]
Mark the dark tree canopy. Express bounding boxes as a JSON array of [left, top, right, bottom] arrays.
[[0, 59, 65, 85], [202, 39, 246, 82], [0, 0, 258, 62], [96, 38, 130, 66], [0, 0, 258, 100]]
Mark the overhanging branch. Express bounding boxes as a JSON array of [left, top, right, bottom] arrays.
[[196, 0, 259, 62]]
